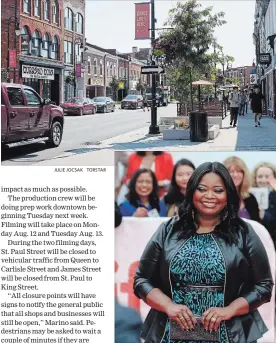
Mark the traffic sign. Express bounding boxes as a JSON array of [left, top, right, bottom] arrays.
[[141, 65, 165, 74]]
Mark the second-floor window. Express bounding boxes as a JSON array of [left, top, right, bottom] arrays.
[[52, 36, 59, 59], [94, 58, 97, 75], [44, 0, 50, 20], [21, 26, 30, 55], [100, 60, 103, 76], [23, 0, 30, 13], [75, 44, 81, 64], [42, 33, 51, 58], [53, 0, 59, 23], [87, 57, 91, 74], [64, 41, 73, 64], [31, 30, 41, 56], [34, 0, 40, 16], [106, 62, 109, 77], [64, 7, 73, 31], [76, 13, 83, 34]]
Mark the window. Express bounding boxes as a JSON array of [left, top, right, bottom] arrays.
[[75, 44, 81, 64], [93, 58, 97, 75], [100, 60, 103, 76], [64, 41, 73, 64], [7, 87, 25, 106], [34, 0, 41, 16], [106, 62, 109, 77], [64, 7, 73, 31], [52, 36, 59, 59], [31, 30, 41, 56], [21, 26, 30, 55], [53, 0, 59, 23], [23, 0, 30, 13], [76, 13, 83, 34], [44, 0, 50, 20], [24, 89, 41, 106], [42, 33, 51, 58], [87, 57, 91, 74]]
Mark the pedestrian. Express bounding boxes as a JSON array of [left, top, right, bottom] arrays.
[[142, 94, 149, 112], [239, 90, 247, 116], [229, 86, 240, 127], [250, 85, 265, 127], [244, 90, 249, 114]]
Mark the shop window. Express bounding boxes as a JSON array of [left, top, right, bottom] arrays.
[[31, 30, 41, 56], [76, 13, 83, 34], [34, 0, 41, 16], [24, 89, 41, 106], [94, 58, 97, 75], [52, 36, 59, 60], [7, 87, 25, 106], [42, 33, 51, 58], [64, 7, 73, 31], [87, 57, 91, 74], [44, 0, 50, 20], [23, 0, 30, 13], [21, 26, 30, 55], [53, 0, 59, 24]]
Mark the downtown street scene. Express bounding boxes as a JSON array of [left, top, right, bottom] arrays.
[[1, 0, 276, 165]]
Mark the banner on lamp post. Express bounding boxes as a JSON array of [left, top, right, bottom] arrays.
[[135, 2, 150, 40], [76, 64, 81, 77], [9, 50, 17, 68]]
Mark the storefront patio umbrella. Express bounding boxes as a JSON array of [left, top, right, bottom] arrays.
[[192, 80, 213, 110]]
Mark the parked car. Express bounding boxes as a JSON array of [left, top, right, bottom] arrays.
[[1, 83, 64, 148], [121, 94, 143, 109], [60, 97, 96, 116], [92, 97, 115, 113]]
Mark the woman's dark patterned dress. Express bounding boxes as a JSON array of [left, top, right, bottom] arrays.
[[161, 233, 229, 343]]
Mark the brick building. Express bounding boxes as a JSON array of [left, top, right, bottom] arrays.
[[1, 0, 64, 104], [63, 0, 85, 101], [85, 43, 118, 99]]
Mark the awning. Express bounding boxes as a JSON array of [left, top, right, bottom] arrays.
[[19, 56, 64, 69]]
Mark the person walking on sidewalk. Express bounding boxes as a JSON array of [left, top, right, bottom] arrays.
[[229, 86, 240, 127], [239, 90, 247, 116], [244, 90, 249, 114], [250, 85, 265, 127]]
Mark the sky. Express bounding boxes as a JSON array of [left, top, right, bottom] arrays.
[[86, 0, 256, 68]]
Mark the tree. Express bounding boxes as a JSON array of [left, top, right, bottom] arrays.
[[153, 0, 227, 102], [109, 76, 119, 101], [136, 78, 145, 94]]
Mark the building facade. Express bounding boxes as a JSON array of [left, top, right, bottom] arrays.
[[253, 0, 276, 118], [1, 0, 64, 105], [224, 66, 255, 87], [63, 0, 85, 101]]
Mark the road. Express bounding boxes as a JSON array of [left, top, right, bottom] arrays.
[[1, 104, 176, 166]]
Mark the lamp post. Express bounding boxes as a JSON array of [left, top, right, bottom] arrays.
[[7, 16, 21, 83], [73, 38, 86, 97]]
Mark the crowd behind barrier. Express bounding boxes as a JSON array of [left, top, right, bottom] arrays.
[[115, 217, 276, 343]]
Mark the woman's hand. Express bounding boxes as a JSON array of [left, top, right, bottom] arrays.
[[165, 303, 197, 330], [202, 307, 235, 332], [132, 207, 148, 217]]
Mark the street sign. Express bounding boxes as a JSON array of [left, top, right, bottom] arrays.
[[250, 74, 257, 85], [259, 53, 271, 64], [141, 65, 165, 74]]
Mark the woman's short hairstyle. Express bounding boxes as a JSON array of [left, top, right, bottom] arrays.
[[252, 162, 276, 187], [164, 159, 195, 205], [223, 156, 251, 199], [177, 162, 244, 244], [136, 152, 163, 156], [126, 168, 160, 211]]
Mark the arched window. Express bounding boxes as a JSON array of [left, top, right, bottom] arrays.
[[93, 58, 97, 75], [100, 60, 103, 76], [31, 30, 41, 56], [52, 36, 59, 59], [42, 33, 51, 58], [44, 0, 50, 20], [64, 7, 73, 31], [53, 0, 59, 23], [21, 26, 30, 55], [76, 13, 83, 34], [87, 57, 91, 74]]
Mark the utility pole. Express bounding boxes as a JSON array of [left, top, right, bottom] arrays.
[[149, 0, 160, 134]]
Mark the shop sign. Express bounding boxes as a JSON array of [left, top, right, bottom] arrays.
[[250, 74, 257, 85], [76, 64, 81, 77], [119, 81, 125, 89], [9, 50, 17, 68], [22, 65, 54, 80], [259, 53, 271, 65]]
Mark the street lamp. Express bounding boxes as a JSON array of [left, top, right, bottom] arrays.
[[7, 16, 21, 82]]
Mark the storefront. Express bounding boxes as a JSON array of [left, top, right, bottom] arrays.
[[19, 57, 63, 105]]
